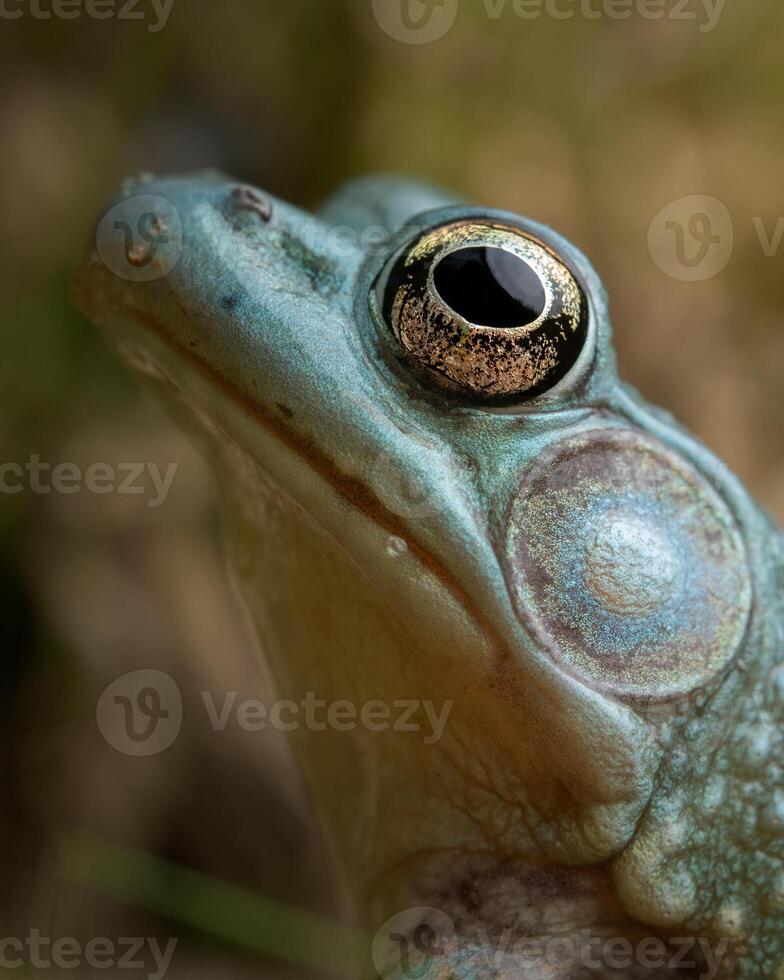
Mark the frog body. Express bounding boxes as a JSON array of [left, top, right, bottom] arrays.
[[76, 174, 784, 978]]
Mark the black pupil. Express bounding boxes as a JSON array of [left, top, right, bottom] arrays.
[[433, 246, 547, 329]]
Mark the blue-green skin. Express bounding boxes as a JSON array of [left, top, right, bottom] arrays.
[[76, 174, 784, 979]]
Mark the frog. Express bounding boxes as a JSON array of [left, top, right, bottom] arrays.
[[75, 172, 784, 979]]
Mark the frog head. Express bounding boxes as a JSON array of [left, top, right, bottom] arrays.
[[76, 173, 783, 978]]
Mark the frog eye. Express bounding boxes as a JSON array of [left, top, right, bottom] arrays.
[[376, 220, 590, 404]]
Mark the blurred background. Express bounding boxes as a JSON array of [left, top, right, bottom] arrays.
[[1, 0, 783, 976]]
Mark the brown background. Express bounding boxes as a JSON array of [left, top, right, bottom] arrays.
[[0, 0, 782, 975]]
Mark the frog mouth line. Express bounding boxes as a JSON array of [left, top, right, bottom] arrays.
[[82, 290, 517, 668], [75, 224, 663, 882]]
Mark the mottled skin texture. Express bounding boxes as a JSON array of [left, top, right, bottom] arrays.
[[75, 174, 783, 979]]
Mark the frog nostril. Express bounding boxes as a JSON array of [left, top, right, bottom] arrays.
[[230, 185, 273, 222]]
